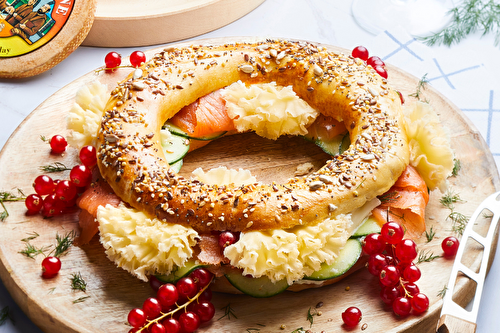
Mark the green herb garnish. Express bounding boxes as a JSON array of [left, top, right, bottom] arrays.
[[51, 230, 75, 257], [0, 189, 26, 221], [425, 226, 436, 243], [0, 306, 13, 326], [70, 272, 87, 292], [452, 159, 461, 177], [437, 285, 448, 298], [416, 250, 441, 264], [440, 190, 462, 210], [73, 296, 90, 304], [409, 74, 429, 102], [218, 303, 237, 321], [39, 162, 71, 173], [420, 0, 500, 47]]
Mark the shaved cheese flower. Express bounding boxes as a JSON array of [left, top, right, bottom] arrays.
[[192, 166, 257, 186], [98, 204, 199, 281], [224, 214, 352, 284], [222, 81, 319, 140], [404, 101, 454, 191], [66, 81, 108, 148]]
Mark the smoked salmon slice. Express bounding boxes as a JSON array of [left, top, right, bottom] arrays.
[[169, 90, 235, 138], [372, 165, 428, 239], [74, 175, 121, 245]]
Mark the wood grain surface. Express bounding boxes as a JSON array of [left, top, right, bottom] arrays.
[[0, 39, 499, 333], [82, 0, 266, 47]]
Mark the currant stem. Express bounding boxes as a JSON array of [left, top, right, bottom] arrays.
[[94, 65, 134, 74], [137, 277, 214, 332]]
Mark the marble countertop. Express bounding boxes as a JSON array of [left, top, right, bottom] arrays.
[[1, 0, 500, 332]]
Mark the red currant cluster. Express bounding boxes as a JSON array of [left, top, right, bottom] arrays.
[[105, 50, 147, 71], [128, 268, 215, 333], [351, 45, 387, 79], [25, 136, 96, 218], [363, 222, 429, 317]]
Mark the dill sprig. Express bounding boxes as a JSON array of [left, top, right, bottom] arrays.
[[70, 272, 87, 292], [290, 329, 306, 333], [420, 0, 500, 47], [448, 211, 469, 235], [218, 303, 237, 321], [409, 74, 429, 102], [0, 189, 26, 221], [19, 242, 50, 259], [452, 159, 461, 177], [21, 232, 40, 242], [40, 135, 49, 143], [440, 190, 462, 210], [437, 285, 448, 298], [39, 162, 71, 173], [306, 307, 319, 327], [0, 306, 14, 326], [51, 230, 75, 257], [416, 250, 441, 264], [425, 226, 436, 243], [72, 296, 90, 304], [379, 191, 399, 204]]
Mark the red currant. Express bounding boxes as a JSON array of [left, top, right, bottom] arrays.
[[41, 256, 61, 277], [392, 297, 411, 317], [190, 267, 213, 288], [130, 51, 146, 68], [33, 175, 55, 196], [176, 277, 198, 300], [192, 301, 215, 322], [104, 52, 121, 69], [198, 288, 212, 302], [374, 65, 388, 79], [379, 265, 400, 287], [179, 312, 200, 332], [218, 231, 240, 249], [162, 318, 181, 333], [381, 222, 404, 245], [341, 306, 362, 327], [127, 308, 146, 328], [367, 56, 385, 68], [41, 194, 64, 217], [441, 236, 459, 257], [395, 239, 417, 263], [363, 233, 385, 255], [400, 282, 420, 297], [70, 165, 92, 187], [396, 90, 405, 105], [79, 145, 97, 167], [411, 293, 429, 314], [49, 135, 67, 154], [352, 46, 369, 61], [149, 275, 163, 291], [55, 180, 77, 202], [380, 286, 400, 305], [142, 297, 162, 319], [157, 283, 179, 309], [149, 322, 166, 333], [367, 253, 387, 276], [25, 194, 44, 214], [403, 264, 421, 283]]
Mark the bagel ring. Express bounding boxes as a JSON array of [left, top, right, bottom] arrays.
[[97, 40, 410, 233]]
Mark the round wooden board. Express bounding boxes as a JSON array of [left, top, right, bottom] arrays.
[[0, 38, 499, 333], [82, 0, 265, 47]]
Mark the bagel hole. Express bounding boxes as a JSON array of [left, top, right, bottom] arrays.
[[178, 132, 332, 184]]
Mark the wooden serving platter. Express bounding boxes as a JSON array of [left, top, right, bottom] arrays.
[[0, 39, 499, 333], [82, 0, 266, 47]]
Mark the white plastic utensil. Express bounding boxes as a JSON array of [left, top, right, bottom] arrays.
[[437, 191, 500, 333]]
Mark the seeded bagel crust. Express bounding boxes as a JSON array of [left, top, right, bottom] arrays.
[[96, 40, 409, 233]]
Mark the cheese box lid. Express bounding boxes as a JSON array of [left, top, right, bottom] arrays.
[[0, 0, 96, 79]]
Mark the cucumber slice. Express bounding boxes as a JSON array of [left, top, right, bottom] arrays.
[[314, 131, 350, 156], [225, 271, 289, 298], [160, 129, 190, 164], [351, 216, 381, 238], [164, 123, 226, 141], [155, 260, 205, 284], [304, 239, 362, 281], [169, 159, 183, 173]]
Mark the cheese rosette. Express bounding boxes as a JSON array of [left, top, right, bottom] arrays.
[[404, 101, 454, 191], [97, 203, 199, 281], [224, 214, 352, 285], [221, 80, 319, 140]]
